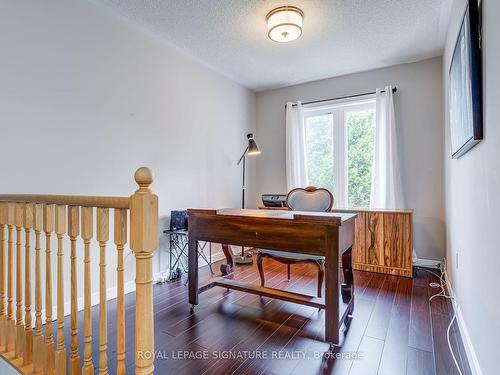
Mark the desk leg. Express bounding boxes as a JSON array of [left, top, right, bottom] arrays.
[[341, 246, 354, 306], [188, 236, 198, 307], [325, 230, 339, 347], [220, 244, 235, 276]]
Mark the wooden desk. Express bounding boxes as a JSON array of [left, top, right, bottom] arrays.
[[187, 208, 357, 347]]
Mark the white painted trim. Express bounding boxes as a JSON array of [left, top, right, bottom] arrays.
[[38, 278, 137, 324], [209, 247, 228, 264], [444, 273, 483, 375], [33, 248, 228, 324], [73, 278, 136, 312]]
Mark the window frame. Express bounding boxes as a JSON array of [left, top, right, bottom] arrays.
[[302, 97, 376, 208]]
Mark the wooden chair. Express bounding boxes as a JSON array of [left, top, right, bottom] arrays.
[[256, 186, 334, 297]]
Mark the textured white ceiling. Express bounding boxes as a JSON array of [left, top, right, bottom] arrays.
[[92, 0, 452, 91]]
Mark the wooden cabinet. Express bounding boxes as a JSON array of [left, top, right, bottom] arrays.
[[334, 209, 413, 278], [259, 206, 414, 278]]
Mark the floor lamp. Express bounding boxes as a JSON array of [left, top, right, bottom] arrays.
[[235, 133, 261, 264]]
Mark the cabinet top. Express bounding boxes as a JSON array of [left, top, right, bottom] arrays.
[[333, 207, 413, 214]]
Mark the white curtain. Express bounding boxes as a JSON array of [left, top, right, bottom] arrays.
[[286, 101, 308, 191], [370, 86, 405, 209]]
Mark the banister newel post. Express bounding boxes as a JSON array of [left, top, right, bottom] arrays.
[[130, 167, 158, 375]]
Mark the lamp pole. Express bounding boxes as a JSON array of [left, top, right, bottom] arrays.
[[235, 134, 260, 264], [241, 149, 247, 209]]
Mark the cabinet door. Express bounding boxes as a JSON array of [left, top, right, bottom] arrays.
[[366, 212, 384, 266], [383, 213, 403, 268], [353, 212, 366, 264], [402, 214, 412, 270]]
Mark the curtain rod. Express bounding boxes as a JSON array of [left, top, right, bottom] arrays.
[[285, 87, 398, 108]]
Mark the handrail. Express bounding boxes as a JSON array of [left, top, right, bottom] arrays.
[[0, 167, 157, 374], [0, 194, 130, 209]]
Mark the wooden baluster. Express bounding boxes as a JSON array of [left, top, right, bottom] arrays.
[[15, 202, 25, 358], [130, 167, 158, 375], [97, 208, 109, 375], [68, 206, 81, 375], [55, 205, 67, 374], [6, 202, 15, 353], [33, 203, 44, 374], [23, 203, 34, 366], [81, 207, 94, 375], [114, 209, 127, 375], [0, 203, 6, 352], [44, 203, 55, 375]]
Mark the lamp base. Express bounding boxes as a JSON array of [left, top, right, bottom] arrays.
[[235, 255, 253, 265]]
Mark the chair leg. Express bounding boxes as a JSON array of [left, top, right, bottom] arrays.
[[256, 252, 265, 287], [317, 260, 325, 298], [287, 264, 291, 280]]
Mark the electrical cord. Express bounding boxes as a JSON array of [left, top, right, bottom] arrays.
[[416, 264, 463, 375], [447, 310, 461, 375]]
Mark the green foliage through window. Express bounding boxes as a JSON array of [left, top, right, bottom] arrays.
[[305, 114, 334, 193], [347, 110, 375, 208], [304, 108, 375, 208]]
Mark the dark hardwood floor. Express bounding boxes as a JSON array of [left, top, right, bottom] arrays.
[[62, 259, 471, 375]]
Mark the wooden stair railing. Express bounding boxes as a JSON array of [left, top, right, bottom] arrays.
[[0, 167, 158, 375]]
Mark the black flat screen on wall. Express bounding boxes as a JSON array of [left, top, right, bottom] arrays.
[[448, 0, 482, 159]]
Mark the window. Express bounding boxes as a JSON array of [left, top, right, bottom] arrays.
[[303, 98, 376, 208]]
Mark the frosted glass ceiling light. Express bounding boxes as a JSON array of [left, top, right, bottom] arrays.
[[266, 6, 304, 43]]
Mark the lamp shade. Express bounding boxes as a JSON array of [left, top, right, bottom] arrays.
[[266, 6, 304, 43], [247, 134, 261, 155]]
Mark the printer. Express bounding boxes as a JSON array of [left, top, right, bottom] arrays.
[[261, 194, 287, 208]]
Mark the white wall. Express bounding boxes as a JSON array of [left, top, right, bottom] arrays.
[[255, 58, 445, 261], [0, 0, 256, 309], [443, 1, 499, 374]]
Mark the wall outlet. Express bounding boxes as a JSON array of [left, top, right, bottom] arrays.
[[455, 251, 459, 269]]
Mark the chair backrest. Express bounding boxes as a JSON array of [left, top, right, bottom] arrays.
[[286, 186, 334, 212]]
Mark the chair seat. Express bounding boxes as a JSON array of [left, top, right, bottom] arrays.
[[258, 249, 324, 260]]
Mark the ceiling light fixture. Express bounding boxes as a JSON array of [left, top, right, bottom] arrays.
[[266, 6, 304, 43]]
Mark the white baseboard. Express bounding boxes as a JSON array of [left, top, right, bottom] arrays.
[[205, 248, 226, 264], [39, 278, 137, 324], [153, 247, 227, 283], [37, 248, 228, 323], [63, 278, 137, 314], [444, 273, 483, 375]]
